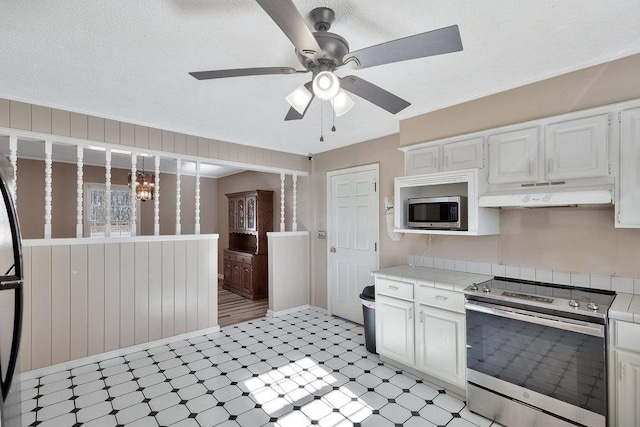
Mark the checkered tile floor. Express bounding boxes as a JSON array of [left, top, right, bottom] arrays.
[[20, 309, 501, 427]]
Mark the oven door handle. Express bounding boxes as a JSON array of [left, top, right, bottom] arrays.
[[465, 301, 605, 337]]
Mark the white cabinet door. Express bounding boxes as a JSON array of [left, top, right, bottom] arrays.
[[442, 137, 484, 171], [405, 145, 439, 176], [488, 127, 539, 184], [618, 108, 640, 227], [545, 114, 609, 181], [415, 304, 465, 388], [616, 350, 640, 427], [376, 295, 414, 366]]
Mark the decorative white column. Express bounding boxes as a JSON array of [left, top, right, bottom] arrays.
[[195, 161, 201, 235], [154, 155, 160, 236], [131, 153, 137, 237], [8, 136, 17, 203], [175, 158, 182, 235], [292, 174, 298, 232], [44, 140, 52, 239], [280, 172, 285, 232], [105, 149, 112, 237], [76, 146, 84, 238]]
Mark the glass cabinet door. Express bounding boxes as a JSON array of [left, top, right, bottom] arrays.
[[246, 196, 256, 231], [237, 198, 245, 230], [228, 199, 236, 230]]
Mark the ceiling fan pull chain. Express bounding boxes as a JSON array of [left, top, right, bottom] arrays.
[[320, 101, 324, 142], [332, 107, 336, 132]]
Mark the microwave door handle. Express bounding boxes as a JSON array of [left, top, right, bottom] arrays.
[[464, 302, 604, 337], [0, 282, 23, 401]]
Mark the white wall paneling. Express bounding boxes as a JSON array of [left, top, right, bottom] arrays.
[[20, 235, 219, 372]]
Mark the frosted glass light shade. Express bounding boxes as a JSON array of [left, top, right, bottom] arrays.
[[285, 84, 313, 115], [331, 90, 355, 117], [312, 71, 340, 101]]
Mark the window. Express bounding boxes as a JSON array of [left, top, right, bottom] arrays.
[[84, 183, 139, 237]]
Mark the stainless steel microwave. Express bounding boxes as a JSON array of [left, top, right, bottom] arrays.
[[407, 196, 468, 230]]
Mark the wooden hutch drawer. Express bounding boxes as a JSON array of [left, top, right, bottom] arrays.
[[223, 251, 237, 261], [237, 254, 253, 264]]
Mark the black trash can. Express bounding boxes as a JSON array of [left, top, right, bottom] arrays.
[[360, 285, 376, 354]]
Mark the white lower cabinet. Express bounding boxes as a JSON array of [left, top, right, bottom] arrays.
[[375, 276, 467, 392], [611, 319, 640, 426], [376, 294, 415, 366], [416, 304, 466, 388], [614, 349, 640, 426]]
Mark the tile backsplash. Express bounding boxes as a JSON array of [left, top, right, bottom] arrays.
[[407, 255, 640, 295]]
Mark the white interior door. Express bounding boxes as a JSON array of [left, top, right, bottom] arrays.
[[328, 164, 379, 324]]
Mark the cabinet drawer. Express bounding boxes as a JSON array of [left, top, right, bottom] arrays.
[[376, 278, 413, 300], [237, 254, 253, 264], [415, 284, 465, 314], [224, 252, 237, 261], [614, 320, 640, 353]]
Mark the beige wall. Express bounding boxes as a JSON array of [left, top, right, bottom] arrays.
[[216, 170, 311, 275], [311, 52, 640, 310], [16, 159, 218, 239]]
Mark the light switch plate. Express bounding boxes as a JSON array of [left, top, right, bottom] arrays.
[[317, 231, 327, 239]]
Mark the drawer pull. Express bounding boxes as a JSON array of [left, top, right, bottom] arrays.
[[409, 307, 413, 320], [435, 295, 448, 301], [388, 285, 399, 290]]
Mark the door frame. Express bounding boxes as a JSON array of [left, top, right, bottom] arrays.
[[326, 163, 380, 316]]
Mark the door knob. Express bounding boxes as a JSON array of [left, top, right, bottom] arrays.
[[330, 247, 336, 253]]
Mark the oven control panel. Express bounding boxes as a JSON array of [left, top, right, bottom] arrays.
[[501, 291, 554, 304]]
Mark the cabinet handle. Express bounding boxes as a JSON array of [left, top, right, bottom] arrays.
[[434, 295, 448, 301], [388, 285, 398, 290], [620, 361, 625, 381], [409, 307, 413, 320], [548, 158, 553, 173], [420, 310, 424, 323], [529, 159, 534, 175], [445, 155, 449, 167]]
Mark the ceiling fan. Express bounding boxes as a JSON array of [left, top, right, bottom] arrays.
[[189, 0, 463, 121]]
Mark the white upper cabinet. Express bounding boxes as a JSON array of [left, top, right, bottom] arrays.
[[488, 127, 539, 184], [404, 136, 484, 175], [618, 108, 640, 227], [545, 114, 609, 181], [405, 145, 439, 176], [442, 137, 484, 171]]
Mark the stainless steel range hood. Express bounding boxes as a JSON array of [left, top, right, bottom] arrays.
[[478, 184, 614, 208]]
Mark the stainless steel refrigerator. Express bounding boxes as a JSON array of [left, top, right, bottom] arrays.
[[0, 155, 23, 427]]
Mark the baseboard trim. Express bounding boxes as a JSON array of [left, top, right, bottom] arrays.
[[218, 273, 224, 280], [21, 325, 221, 381], [266, 305, 312, 318]]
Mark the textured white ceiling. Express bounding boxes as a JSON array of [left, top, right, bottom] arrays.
[[2, 1, 640, 156]]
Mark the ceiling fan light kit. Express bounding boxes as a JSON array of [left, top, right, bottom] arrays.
[[190, 0, 463, 124], [312, 70, 340, 101], [331, 90, 355, 117], [286, 84, 313, 115]]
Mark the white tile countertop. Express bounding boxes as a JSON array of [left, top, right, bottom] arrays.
[[372, 265, 492, 293], [609, 292, 640, 324]]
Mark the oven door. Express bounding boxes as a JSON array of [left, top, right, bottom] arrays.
[[465, 301, 606, 427]]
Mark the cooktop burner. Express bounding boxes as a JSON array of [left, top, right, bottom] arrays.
[[464, 276, 616, 319]]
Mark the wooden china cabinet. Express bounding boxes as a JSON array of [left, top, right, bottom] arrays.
[[223, 190, 273, 300]]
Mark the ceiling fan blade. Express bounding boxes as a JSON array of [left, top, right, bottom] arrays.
[[189, 67, 304, 80], [285, 83, 315, 121], [339, 76, 410, 114], [256, 0, 323, 60], [342, 25, 462, 70]]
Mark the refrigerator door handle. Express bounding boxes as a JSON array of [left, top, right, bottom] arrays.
[[0, 282, 23, 401]]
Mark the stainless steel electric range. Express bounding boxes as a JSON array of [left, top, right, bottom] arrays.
[[464, 277, 616, 427]]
